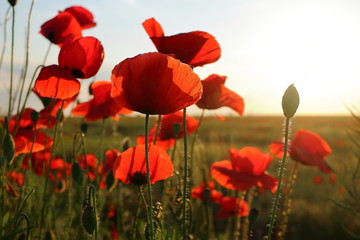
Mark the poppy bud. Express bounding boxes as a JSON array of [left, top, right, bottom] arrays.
[[31, 110, 39, 124], [3, 124, 15, 163], [172, 123, 181, 138], [8, 0, 17, 6], [80, 123, 88, 134], [120, 137, 131, 152], [248, 208, 259, 227], [105, 171, 115, 190], [81, 205, 96, 235], [282, 84, 299, 118], [71, 162, 83, 185]]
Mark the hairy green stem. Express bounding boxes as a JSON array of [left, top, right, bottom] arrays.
[[182, 107, 189, 239], [39, 101, 64, 239], [267, 117, 291, 239], [131, 193, 141, 240], [144, 114, 155, 240]]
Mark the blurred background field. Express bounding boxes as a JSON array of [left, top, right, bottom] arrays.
[[60, 115, 357, 240]]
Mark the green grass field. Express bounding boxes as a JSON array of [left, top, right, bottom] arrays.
[[55, 115, 358, 240]]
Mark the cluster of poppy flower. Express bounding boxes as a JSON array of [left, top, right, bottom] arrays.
[[2, 4, 335, 237]]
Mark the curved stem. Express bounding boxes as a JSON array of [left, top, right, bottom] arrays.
[[8, 6, 15, 118], [267, 117, 291, 239], [89, 184, 99, 240], [144, 114, 155, 240], [182, 107, 189, 239], [39, 100, 65, 239]]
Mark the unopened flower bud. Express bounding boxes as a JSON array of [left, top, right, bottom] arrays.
[[282, 84, 299, 118], [8, 0, 17, 6]]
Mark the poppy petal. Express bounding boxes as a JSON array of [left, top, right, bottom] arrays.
[[113, 144, 173, 185], [58, 36, 104, 79], [40, 11, 82, 46], [14, 130, 53, 155], [111, 52, 202, 115], [210, 160, 258, 191], [64, 6, 96, 29], [142, 18, 164, 38], [33, 65, 80, 100]]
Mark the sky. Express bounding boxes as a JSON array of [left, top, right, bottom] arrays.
[[1, 0, 360, 116]]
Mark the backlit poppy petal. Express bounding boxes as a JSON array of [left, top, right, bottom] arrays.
[[71, 81, 132, 121], [269, 139, 284, 158], [142, 18, 164, 38], [40, 11, 82, 46], [14, 129, 53, 156], [196, 74, 244, 115], [143, 18, 221, 67], [58, 36, 104, 79], [136, 136, 176, 151], [290, 129, 332, 173], [191, 181, 223, 204], [113, 144, 173, 185], [229, 147, 273, 176], [210, 160, 258, 191], [111, 52, 202, 115], [64, 6, 96, 29], [33, 65, 80, 100], [258, 172, 278, 193]]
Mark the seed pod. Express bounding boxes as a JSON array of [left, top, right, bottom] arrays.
[[282, 84, 300, 118]]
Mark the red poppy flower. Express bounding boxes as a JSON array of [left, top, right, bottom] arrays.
[[40, 11, 82, 46], [98, 149, 120, 176], [77, 154, 98, 180], [36, 92, 78, 118], [215, 196, 249, 220], [191, 181, 223, 204], [71, 81, 132, 121], [113, 144, 173, 185], [14, 129, 53, 156], [58, 36, 104, 79], [211, 147, 277, 192], [313, 176, 323, 184], [64, 6, 96, 29], [196, 74, 244, 115], [136, 111, 198, 150], [142, 18, 221, 67], [33, 65, 80, 100], [269, 129, 332, 173], [6, 171, 24, 186], [111, 52, 203, 115]]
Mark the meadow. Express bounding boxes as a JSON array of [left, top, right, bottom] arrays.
[[1, 2, 360, 240]]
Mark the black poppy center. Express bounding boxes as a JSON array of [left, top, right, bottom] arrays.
[[72, 68, 85, 78], [130, 171, 148, 186]]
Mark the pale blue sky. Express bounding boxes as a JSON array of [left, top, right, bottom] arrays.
[[1, 0, 360, 116]]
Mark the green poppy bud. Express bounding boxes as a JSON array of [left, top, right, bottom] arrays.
[[282, 84, 299, 118]]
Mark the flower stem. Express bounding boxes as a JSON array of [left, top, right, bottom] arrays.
[[131, 192, 141, 240], [267, 117, 291, 239], [182, 107, 189, 239], [0, 6, 11, 72], [144, 113, 155, 240], [42, 41, 52, 65], [8, 6, 15, 118], [39, 100, 64, 239], [16, 0, 35, 116], [153, 114, 162, 145]]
